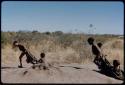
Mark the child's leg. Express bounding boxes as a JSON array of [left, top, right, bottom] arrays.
[[94, 56, 102, 68], [19, 52, 25, 68]]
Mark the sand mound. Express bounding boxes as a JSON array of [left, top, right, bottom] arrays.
[[1, 63, 123, 84]]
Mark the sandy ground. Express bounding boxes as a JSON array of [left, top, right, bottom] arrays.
[[1, 63, 123, 84]]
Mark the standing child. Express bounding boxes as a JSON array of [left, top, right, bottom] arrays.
[[13, 41, 37, 68], [87, 37, 103, 66]]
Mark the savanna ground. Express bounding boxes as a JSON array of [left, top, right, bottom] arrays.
[[1, 31, 124, 84]]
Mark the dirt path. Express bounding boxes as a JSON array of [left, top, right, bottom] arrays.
[[1, 63, 123, 84]]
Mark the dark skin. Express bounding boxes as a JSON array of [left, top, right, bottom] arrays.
[[97, 42, 102, 48], [13, 41, 35, 68], [113, 60, 120, 73], [88, 38, 114, 71], [88, 38, 113, 70], [38, 53, 45, 63], [38, 53, 47, 70], [32, 53, 48, 70], [88, 38, 123, 79], [87, 38, 102, 66]]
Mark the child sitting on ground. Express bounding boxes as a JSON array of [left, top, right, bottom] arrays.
[[32, 53, 48, 70], [113, 60, 121, 75]]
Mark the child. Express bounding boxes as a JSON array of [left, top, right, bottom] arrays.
[[112, 60, 124, 80], [97, 42, 102, 48], [87, 38, 124, 79], [32, 53, 48, 70], [87, 37, 102, 66], [13, 41, 36, 68], [113, 60, 121, 75]]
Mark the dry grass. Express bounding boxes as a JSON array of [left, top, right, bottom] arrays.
[[1, 32, 124, 67], [102, 39, 124, 66]]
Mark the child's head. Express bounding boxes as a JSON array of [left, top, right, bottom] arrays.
[[87, 37, 94, 45], [113, 60, 120, 68], [13, 41, 18, 47], [40, 53, 45, 58], [97, 42, 102, 48]]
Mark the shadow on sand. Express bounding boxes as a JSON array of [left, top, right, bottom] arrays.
[[93, 69, 110, 76], [59, 65, 85, 69], [92, 69, 124, 81], [1, 66, 26, 69]]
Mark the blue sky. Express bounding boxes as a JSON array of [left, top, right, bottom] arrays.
[[1, 1, 124, 34]]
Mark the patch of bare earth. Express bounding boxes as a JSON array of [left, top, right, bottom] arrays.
[[1, 63, 123, 84]]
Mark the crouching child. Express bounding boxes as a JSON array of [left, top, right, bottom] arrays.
[[32, 53, 49, 70]]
